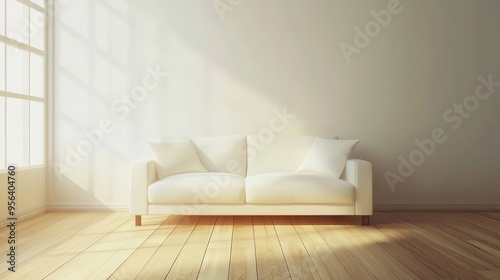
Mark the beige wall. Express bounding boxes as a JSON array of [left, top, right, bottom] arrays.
[[50, 0, 500, 210]]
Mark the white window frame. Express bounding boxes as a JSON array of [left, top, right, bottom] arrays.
[[0, 0, 47, 170]]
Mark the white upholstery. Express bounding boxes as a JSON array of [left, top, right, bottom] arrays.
[[247, 135, 339, 175], [247, 136, 316, 175], [130, 136, 372, 219], [149, 204, 355, 216], [130, 159, 157, 214], [192, 136, 247, 177], [148, 140, 206, 179], [148, 172, 245, 204], [246, 172, 355, 204], [345, 159, 373, 215], [297, 138, 360, 178]]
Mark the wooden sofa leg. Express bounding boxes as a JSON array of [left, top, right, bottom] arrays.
[[361, 215, 370, 226], [135, 215, 142, 226]]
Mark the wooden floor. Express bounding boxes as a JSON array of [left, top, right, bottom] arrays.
[[0, 212, 499, 279]]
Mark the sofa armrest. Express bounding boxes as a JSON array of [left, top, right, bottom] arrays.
[[130, 159, 157, 214], [345, 159, 373, 215]]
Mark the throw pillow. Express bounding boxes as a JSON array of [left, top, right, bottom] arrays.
[[296, 138, 360, 178], [148, 140, 207, 179]]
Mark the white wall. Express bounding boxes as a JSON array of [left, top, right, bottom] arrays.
[[50, 0, 500, 210], [0, 167, 46, 225]]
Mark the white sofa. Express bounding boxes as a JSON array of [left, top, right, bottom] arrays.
[[130, 135, 372, 226]]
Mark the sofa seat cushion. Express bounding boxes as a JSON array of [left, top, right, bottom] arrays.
[[148, 173, 245, 204], [246, 172, 355, 204]]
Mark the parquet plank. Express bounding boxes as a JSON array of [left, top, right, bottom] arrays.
[[478, 270, 500, 280], [380, 212, 487, 279], [312, 216, 403, 280], [0, 212, 497, 279], [166, 216, 217, 280], [393, 212, 499, 271], [12, 212, 130, 280], [0, 212, 111, 277], [108, 215, 182, 279], [289, 216, 352, 280], [229, 216, 257, 280], [272, 216, 320, 280], [197, 216, 233, 280], [44, 214, 164, 280], [253, 216, 290, 280], [135, 216, 201, 279]]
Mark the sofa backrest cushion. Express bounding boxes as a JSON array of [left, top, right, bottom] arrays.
[[148, 140, 207, 179], [247, 136, 337, 175], [191, 135, 247, 177], [296, 138, 360, 178]]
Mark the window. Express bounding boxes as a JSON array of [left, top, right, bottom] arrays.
[[1, 0, 46, 169]]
